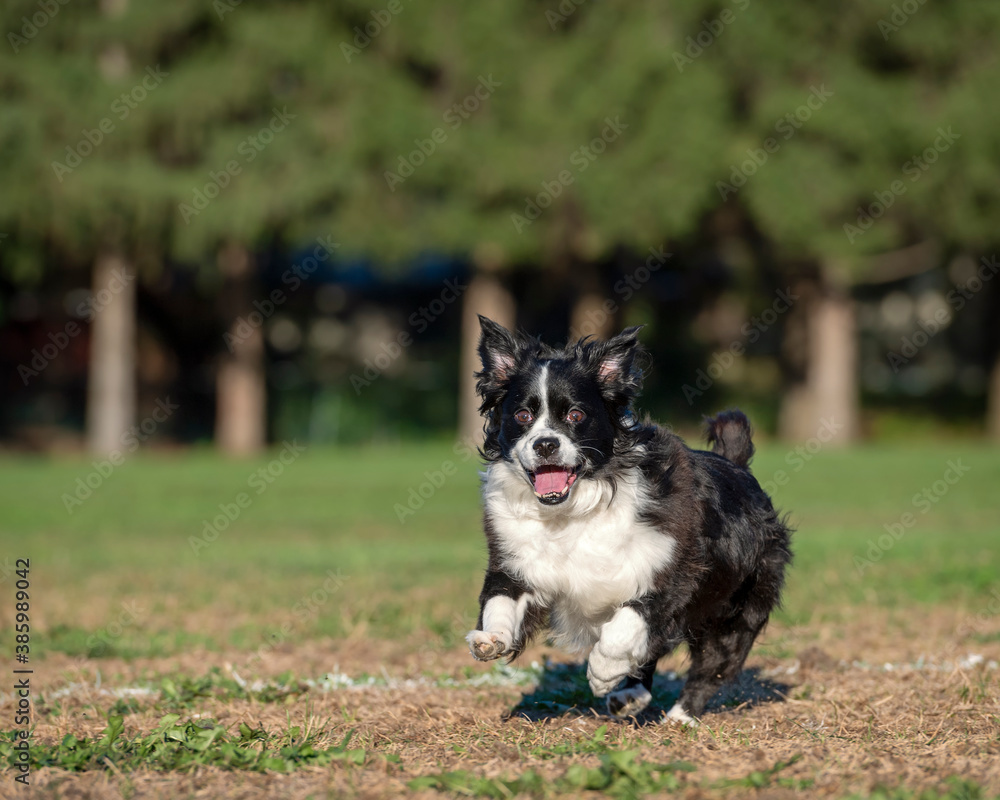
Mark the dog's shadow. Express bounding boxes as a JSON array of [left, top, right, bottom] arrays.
[[505, 661, 789, 725]]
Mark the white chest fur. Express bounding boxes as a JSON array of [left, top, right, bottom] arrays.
[[482, 463, 675, 653]]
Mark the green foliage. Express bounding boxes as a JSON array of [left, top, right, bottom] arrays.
[[157, 668, 308, 706], [409, 757, 995, 799], [529, 724, 624, 759], [0, 713, 364, 774], [846, 778, 999, 800], [715, 753, 802, 789], [410, 750, 696, 798], [2, 2, 999, 278]]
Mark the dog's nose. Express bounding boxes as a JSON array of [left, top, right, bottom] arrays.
[[532, 437, 560, 458]]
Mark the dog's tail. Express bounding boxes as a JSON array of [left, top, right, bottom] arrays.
[[704, 410, 755, 468]]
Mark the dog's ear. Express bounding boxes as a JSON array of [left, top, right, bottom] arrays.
[[591, 326, 645, 397], [476, 316, 520, 393]]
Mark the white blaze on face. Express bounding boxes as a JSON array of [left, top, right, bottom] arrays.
[[512, 364, 580, 497], [518, 364, 552, 448]]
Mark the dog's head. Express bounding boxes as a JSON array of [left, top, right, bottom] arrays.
[[475, 316, 645, 506]]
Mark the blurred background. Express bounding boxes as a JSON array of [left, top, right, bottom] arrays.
[[2, 0, 999, 455]]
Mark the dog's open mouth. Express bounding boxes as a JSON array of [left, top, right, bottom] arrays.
[[528, 465, 578, 504]]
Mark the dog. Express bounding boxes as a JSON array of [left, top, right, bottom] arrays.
[[466, 317, 792, 724]]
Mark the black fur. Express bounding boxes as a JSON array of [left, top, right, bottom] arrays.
[[475, 315, 644, 465], [705, 410, 755, 468], [471, 318, 793, 721]]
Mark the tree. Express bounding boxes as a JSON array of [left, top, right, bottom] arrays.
[[314, 2, 735, 441], [0, 0, 175, 453], [458, 255, 516, 445], [699, 1, 1000, 441], [85, 250, 137, 453], [5, 0, 1000, 449]]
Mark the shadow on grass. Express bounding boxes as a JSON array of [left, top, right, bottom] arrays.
[[506, 661, 789, 725]]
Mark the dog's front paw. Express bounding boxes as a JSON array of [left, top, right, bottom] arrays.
[[466, 630, 510, 661], [606, 685, 652, 718], [587, 650, 630, 697]]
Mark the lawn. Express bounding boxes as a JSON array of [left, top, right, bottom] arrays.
[[1, 438, 998, 798]]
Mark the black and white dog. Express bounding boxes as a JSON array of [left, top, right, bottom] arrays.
[[466, 317, 792, 724]]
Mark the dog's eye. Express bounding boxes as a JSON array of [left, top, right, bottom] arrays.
[[566, 409, 586, 424], [514, 409, 534, 425]]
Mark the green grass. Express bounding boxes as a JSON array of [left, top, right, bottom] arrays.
[[409, 750, 698, 798], [844, 782, 999, 800], [2, 713, 367, 774], [410, 758, 995, 799], [1, 440, 997, 658]]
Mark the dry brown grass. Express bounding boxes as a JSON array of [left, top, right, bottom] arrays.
[[9, 609, 1000, 800]]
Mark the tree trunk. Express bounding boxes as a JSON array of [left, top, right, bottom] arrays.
[[458, 271, 516, 447], [216, 243, 266, 455], [86, 252, 136, 454], [569, 261, 616, 342], [570, 292, 614, 341], [988, 355, 1000, 443], [807, 288, 858, 442], [779, 269, 858, 444]]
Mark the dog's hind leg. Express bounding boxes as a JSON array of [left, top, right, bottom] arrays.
[[606, 660, 656, 718], [667, 556, 786, 725], [666, 621, 763, 726]]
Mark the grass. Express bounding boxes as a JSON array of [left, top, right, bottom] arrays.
[[0, 439, 998, 798], [2, 713, 367, 774], [2, 439, 997, 652], [409, 750, 699, 797]]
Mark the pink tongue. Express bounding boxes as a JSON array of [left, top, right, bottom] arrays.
[[533, 467, 571, 495]]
